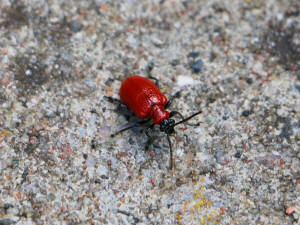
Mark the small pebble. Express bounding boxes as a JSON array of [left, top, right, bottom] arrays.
[[286, 206, 295, 215], [48, 193, 56, 201], [187, 51, 199, 58], [215, 151, 229, 165], [242, 110, 250, 117], [69, 20, 83, 32], [190, 59, 204, 72], [94, 178, 101, 184], [269, 188, 276, 194], [0, 219, 15, 225], [30, 55, 37, 63], [176, 75, 194, 87], [212, 77, 218, 84], [128, 138, 135, 145], [91, 140, 98, 149], [97, 166, 108, 175], [0, 73, 11, 86], [4, 203, 13, 210], [222, 115, 229, 120], [79, 128, 87, 134], [293, 213, 299, 220], [253, 61, 263, 72], [25, 70, 32, 76], [176, 65, 185, 74], [100, 175, 109, 179], [246, 78, 253, 85], [234, 151, 242, 158], [85, 155, 96, 167], [224, 123, 232, 131]]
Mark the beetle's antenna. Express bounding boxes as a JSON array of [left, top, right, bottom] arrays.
[[166, 133, 173, 170], [174, 111, 202, 127], [111, 118, 151, 137]]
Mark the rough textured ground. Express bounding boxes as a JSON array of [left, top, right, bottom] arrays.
[[0, 0, 299, 224]]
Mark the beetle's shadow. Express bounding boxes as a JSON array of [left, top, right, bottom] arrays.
[[104, 96, 132, 120], [116, 104, 155, 149], [115, 104, 137, 123], [105, 96, 154, 146]]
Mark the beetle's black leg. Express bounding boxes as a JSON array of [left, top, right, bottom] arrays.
[[145, 137, 154, 151], [146, 123, 155, 137], [165, 91, 182, 109], [169, 111, 185, 120], [104, 96, 124, 105], [111, 118, 151, 137], [146, 62, 160, 87], [148, 75, 159, 87], [145, 124, 155, 150]]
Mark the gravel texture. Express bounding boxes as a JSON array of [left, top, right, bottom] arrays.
[[0, 0, 299, 224]]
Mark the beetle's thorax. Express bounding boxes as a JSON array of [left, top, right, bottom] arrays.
[[149, 105, 169, 124]]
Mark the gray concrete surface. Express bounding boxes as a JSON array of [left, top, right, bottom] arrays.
[[0, 0, 299, 224]]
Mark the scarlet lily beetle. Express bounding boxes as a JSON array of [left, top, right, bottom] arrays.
[[107, 74, 202, 170]]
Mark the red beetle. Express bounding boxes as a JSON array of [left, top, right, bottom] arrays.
[[120, 75, 170, 124], [108, 75, 202, 170]]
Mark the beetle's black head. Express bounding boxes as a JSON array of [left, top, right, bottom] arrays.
[[160, 118, 175, 135]]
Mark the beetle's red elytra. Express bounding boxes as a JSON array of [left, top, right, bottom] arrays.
[[119, 75, 169, 124], [108, 75, 202, 170]]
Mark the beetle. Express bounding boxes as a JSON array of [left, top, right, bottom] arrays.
[[107, 75, 202, 170]]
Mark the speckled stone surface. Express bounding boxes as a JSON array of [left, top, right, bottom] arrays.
[[0, 0, 299, 224]]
